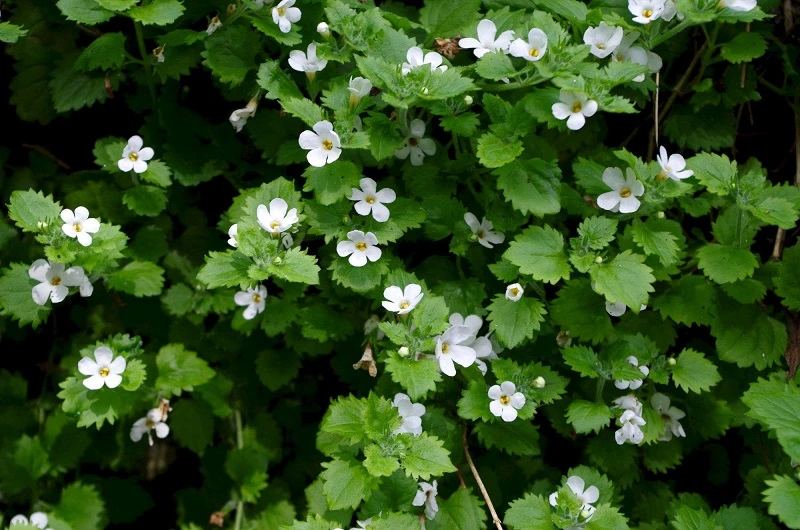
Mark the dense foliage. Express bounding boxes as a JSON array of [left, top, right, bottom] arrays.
[[1, 0, 800, 529]]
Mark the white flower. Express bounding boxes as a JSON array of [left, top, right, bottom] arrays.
[[392, 393, 426, 436], [412, 480, 439, 520], [488, 381, 526, 422], [583, 22, 624, 58], [615, 409, 646, 444], [395, 119, 436, 166], [230, 98, 258, 133], [614, 356, 650, 390], [351, 519, 372, 530], [449, 313, 483, 335], [257, 197, 299, 235], [505, 283, 523, 301], [234, 285, 267, 320], [509, 28, 548, 62], [628, 0, 665, 24], [117, 135, 154, 173], [206, 15, 222, 35], [272, 0, 301, 33], [434, 325, 477, 376], [78, 346, 126, 390], [317, 21, 330, 38], [228, 224, 238, 248], [382, 284, 424, 314], [288, 43, 327, 79], [29, 259, 91, 305], [662, 0, 679, 20], [719, 0, 756, 11], [10, 513, 51, 529], [458, 19, 515, 58], [130, 407, 170, 446], [349, 177, 396, 222], [605, 301, 647, 316], [336, 230, 381, 267], [153, 45, 165, 62], [60, 206, 100, 247], [401, 46, 447, 75], [651, 392, 686, 441], [551, 90, 598, 131], [348, 76, 372, 106], [613, 394, 643, 416], [549, 476, 600, 519], [464, 212, 505, 248], [657, 146, 693, 181], [612, 32, 662, 82], [597, 167, 645, 213], [299, 120, 341, 167], [473, 334, 498, 376]]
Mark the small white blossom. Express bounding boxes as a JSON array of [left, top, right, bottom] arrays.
[[458, 19, 515, 58], [153, 45, 165, 63], [662, 0, 680, 20], [614, 356, 650, 390], [583, 22, 624, 58], [464, 212, 505, 248], [257, 197, 299, 235], [317, 21, 330, 38], [299, 120, 341, 167], [272, 0, 301, 33], [234, 285, 267, 320], [401, 46, 447, 75], [628, 0, 666, 24], [605, 301, 647, 316], [651, 392, 686, 441], [549, 476, 600, 519], [509, 28, 548, 62], [10, 513, 51, 530], [336, 230, 381, 267], [435, 325, 477, 376], [412, 480, 439, 520], [613, 32, 662, 82], [551, 90, 598, 131], [533, 376, 546, 388], [229, 98, 258, 133], [29, 259, 91, 305], [228, 224, 238, 248], [392, 393, 426, 436], [382, 284, 424, 314], [348, 76, 372, 106], [657, 146, 694, 181], [117, 135, 154, 173], [78, 346, 127, 390], [288, 43, 327, 79], [206, 15, 222, 35], [60, 206, 100, 247], [449, 313, 483, 335], [615, 409, 646, 445], [349, 177, 396, 222], [505, 283, 524, 301], [597, 167, 644, 214], [613, 394, 643, 416], [395, 119, 436, 166], [719, 0, 756, 11], [488, 381, 526, 422], [131, 406, 170, 446]]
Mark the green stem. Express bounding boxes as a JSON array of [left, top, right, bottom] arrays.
[[650, 19, 692, 48], [233, 409, 245, 530], [595, 378, 606, 403], [133, 20, 157, 105]]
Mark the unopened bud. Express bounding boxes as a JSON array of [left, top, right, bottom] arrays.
[[422, 87, 429, 95], [398, 346, 410, 357], [581, 509, 593, 520], [464, 95, 473, 105], [36, 221, 48, 230], [533, 376, 546, 388], [317, 22, 330, 38], [594, 256, 603, 264], [657, 211, 665, 219], [226, 3, 236, 16], [667, 357, 676, 366], [273, 256, 282, 264], [556, 330, 572, 348]]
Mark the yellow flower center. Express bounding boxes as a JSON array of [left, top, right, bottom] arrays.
[[99, 367, 110, 377], [657, 171, 667, 182], [620, 188, 632, 198], [271, 221, 280, 229], [322, 139, 333, 150], [441, 343, 450, 354], [408, 137, 418, 147], [252, 294, 261, 304], [129, 152, 139, 161], [356, 242, 367, 251], [74, 223, 82, 232], [145, 419, 155, 428], [597, 44, 606, 50], [476, 230, 485, 239], [366, 196, 375, 204], [529, 48, 539, 57], [400, 301, 409, 309], [277, 7, 286, 15], [511, 288, 520, 296], [571, 102, 582, 113], [500, 395, 510, 405], [51, 276, 62, 286], [642, 8, 653, 17]]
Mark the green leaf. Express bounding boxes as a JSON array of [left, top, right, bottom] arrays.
[[671, 349, 721, 394], [122, 185, 168, 216], [474, 420, 540, 456], [721, 32, 767, 64], [321, 395, 366, 445], [74, 32, 127, 72], [427, 488, 486, 530], [743, 379, 800, 462], [576, 216, 618, 251], [589, 251, 655, 309], [303, 161, 362, 205], [630, 218, 680, 267], [201, 25, 260, 86], [226, 447, 269, 503], [53, 483, 105, 530], [385, 354, 442, 401], [401, 433, 456, 480], [712, 302, 787, 369], [363, 444, 400, 477], [107, 261, 165, 297], [268, 248, 320, 285], [419, 0, 480, 37], [330, 258, 387, 293], [11, 435, 50, 486], [410, 294, 450, 336], [566, 400, 613, 434], [321, 458, 379, 510], [0, 263, 51, 328], [457, 380, 493, 422], [763, 475, 800, 529], [776, 243, 800, 310], [534, 0, 588, 21], [440, 113, 480, 137], [671, 505, 718, 530], [281, 97, 326, 127], [7, 189, 62, 232], [256, 60, 302, 100], [0, 22, 29, 44], [476, 133, 523, 169], [653, 275, 717, 327], [687, 153, 736, 196], [57, 0, 114, 25], [49, 65, 108, 112], [696, 243, 758, 284], [562, 346, 601, 378], [128, 0, 185, 25], [475, 52, 517, 81], [96, 0, 137, 9], [486, 295, 546, 349], [169, 399, 214, 455], [197, 251, 251, 288], [494, 159, 561, 217], [139, 160, 172, 187], [550, 279, 615, 344], [505, 494, 552, 529], [155, 344, 215, 397], [504, 226, 571, 284]]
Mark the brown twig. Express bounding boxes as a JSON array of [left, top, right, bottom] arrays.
[[456, 466, 467, 489], [771, 100, 800, 260], [22, 144, 71, 170], [462, 430, 503, 530]]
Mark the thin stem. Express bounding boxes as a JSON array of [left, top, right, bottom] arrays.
[[463, 430, 504, 530], [233, 410, 245, 530], [595, 378, 606, 403], [772, 100, 800, 260], [650, 20, 692, 48], [133, 20, 157, 105]]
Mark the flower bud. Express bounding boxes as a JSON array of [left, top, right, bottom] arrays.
[[464, 95, 473, 105], [667, 357, 677, 366], [533, 376, 546, 388], [317, 22, 330, 39], [273, 256, 282, 264], [398, 346, 410, 357], [556, 330, 572, 348], [226, 3, 237, 16], [581, 509, 593, 520], [36, 221, 48, 230], [594, 256, 603, 264], [422, 87, 429, 95], [657, 211, 665, 218]]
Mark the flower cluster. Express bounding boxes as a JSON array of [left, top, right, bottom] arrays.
[[10, 512, 52, 530]]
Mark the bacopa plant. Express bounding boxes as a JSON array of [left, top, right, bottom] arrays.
[[1, 0, 799, 529]]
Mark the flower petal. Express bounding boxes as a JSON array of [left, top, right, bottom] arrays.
[[83, 374, 105, 390], [105, 373, 122, 388], [78, 357, 99, 375], [298, 130, 321, 150], [138, 147, 155, 161], [109, 355, 127, 374], [128, 135, 144, 152], [551, 102, 571, 120], [95, 346, 114, 365], [31, 282, 52, 305]]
